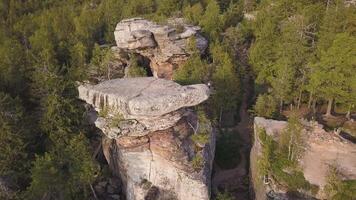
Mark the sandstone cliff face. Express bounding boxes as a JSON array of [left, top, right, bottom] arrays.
[[250, 117, 356, 200], [79, 77, 215, 200], [114, 18, 208, 79]]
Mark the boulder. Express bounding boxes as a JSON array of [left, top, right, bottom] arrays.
[[114, 18, 208, 79]]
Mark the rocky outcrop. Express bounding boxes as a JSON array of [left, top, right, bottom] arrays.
[[114, 18, 208, 79], [78, 77, 209, 138], [79, 77, 215, 200], [250, 117, 356, 200]]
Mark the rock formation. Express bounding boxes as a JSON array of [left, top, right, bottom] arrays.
[[114, 18, 208, 79], [79, 77, 215, 200], [250, 117, 356, 200]]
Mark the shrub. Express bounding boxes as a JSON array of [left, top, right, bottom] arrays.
[[109, 112, 124, 128], [127, 55, 147, 77], [215, 130, 241, 169], [216, 191, 234, 200], [98, 106, 110, 117], [191, 154, 203, 171], [257, 127, 317, 193], [254, 94, 278, 118], [325, 166, 356, 200], [191, 133, 209, 145]]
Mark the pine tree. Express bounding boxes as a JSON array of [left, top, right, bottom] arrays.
[[200, 0, 222, 40], [183, 2, 204, 25], [173, 38, 208, 85], [309, 33, 356, 116], [26, 134, 97, 200], [0, 92, 29, 186], [211, 44, 240, 124]]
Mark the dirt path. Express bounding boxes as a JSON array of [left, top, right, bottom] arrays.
[[212, 72, 254, 200]]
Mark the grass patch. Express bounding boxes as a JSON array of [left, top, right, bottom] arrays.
[[191, 133, 209, 145], [98, 105, 110, 117], [215, 130, 241, 169], [108, 112, 124, 128]]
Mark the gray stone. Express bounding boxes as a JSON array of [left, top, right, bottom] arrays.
[[78, 77, 209, 119], [114, 18, 208, 79]]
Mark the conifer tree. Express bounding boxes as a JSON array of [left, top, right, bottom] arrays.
[[200, 0, 222, 39], [309, 33, 356, 116]]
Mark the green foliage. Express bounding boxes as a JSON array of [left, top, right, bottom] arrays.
[[0, 38, 27, 95], [191, 133, 210, 145], [127, 55, 148, 78], [257, 128, 275, 175], [221, 1, 244, 29], [308, 33, 356, 109], [109, 112, 124, 128], [278, 113, 304, 162], [254, 94, 278, 118], [216, 191, 234, 200], [99, 105, 110, 118], [191, 108, 211, 145], [0, 92, 29, 185], [325, 166, 356, 200], [156, 0, 182, 17], [250, 0, 356, 114], [215, 130, 241, 169], [257, 125, 316, 193], [211, 42, 240, 123], [183, 3, 204, 25], [25, 134, 98, 200], [191, 154, 204, 171], [89, 44, 116, 81], [173, 40, 208, 85], [200, 0, 223, 39]]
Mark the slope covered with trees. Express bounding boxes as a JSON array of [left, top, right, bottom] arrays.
[[251, 0, 356, 119]]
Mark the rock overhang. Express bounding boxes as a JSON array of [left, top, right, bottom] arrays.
[[78, 77, 210, 119]]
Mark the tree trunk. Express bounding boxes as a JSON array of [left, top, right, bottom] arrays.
[[346, 104, 352, 120], [297, 89, 302, 109], [280, 99, 284, 114], [308, 92, 313, 109], [288, 135, 293, 161], [312, 99, 317, 114], [325, 98, 333, 116]]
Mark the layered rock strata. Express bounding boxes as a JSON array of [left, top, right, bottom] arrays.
[[114, 18, 208, 79], [79, 77, 215, 200], [251, 117, 356, 200]]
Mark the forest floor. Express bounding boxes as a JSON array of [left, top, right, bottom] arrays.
[[212, 72, 254, 200]]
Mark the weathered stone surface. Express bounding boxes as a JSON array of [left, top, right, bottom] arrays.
[[251, 117, 356, 200], [102, 116, 215, 200], [81, 17, 213, 199], [78, 77, 209, 119], [114, 18, 208, 79]]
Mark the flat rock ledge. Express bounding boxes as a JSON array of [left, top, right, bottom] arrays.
[[78, 77, 209, 138]]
